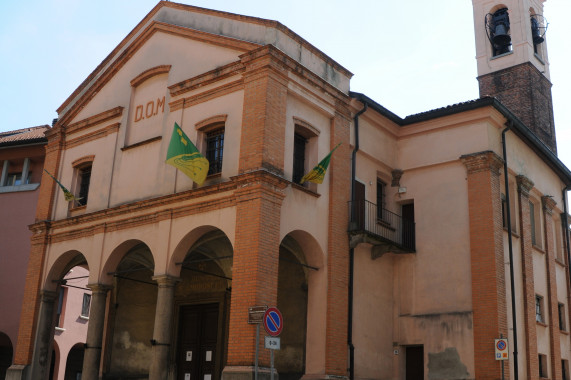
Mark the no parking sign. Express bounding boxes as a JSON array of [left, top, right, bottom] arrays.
[[263, 307, 283, 337], [495, 338, 509, 360]]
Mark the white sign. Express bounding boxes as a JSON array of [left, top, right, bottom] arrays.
[[186, 351, 192, 361], [265, 336, 280, 350], [206, 351, 212, 362], [495, 338, 509, 360], [185, 374, 190, 380]]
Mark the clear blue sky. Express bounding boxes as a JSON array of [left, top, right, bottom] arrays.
[[0, 0, 569, 168]]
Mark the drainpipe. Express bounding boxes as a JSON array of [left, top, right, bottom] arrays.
[[502, 125, 519, 380], [349, 102, 367, 380]]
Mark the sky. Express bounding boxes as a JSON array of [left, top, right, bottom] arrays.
[[0, 0, 569, 169]]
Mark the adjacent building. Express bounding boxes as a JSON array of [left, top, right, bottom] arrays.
[[0, 126, 48, 379], [5, 0, 571, 379]]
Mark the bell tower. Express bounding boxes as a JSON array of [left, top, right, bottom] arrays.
[[472, 0, 557, 153]]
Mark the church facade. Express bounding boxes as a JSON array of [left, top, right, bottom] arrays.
[[5, 0, 571, 379]]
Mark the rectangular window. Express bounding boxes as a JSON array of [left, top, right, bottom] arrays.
[[205, 128, 224, 176], [376, 179, 386, 220], [539, 354, 548, 378], [81, 293, 91, 317], [77, 165, 92, 206], [292, 133, 307, 184], [530, 201, 537, 245], [559, 303, 566, 331], [563, 359, 569, 380], [536, 295, 544, 323]]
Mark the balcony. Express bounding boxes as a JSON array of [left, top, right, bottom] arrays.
[[348, 200, 415, 259]]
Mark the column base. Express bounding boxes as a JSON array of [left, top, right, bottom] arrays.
[[222, 365, 278, 380], [5, 364, 30, 380]]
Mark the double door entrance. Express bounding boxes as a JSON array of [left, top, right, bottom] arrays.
[[177, 304, 220, 380]]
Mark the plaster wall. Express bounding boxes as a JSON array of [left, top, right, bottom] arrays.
[[0, 189, 38, 345], [73, 32, 244, 124], [352, 249, 394, 379], [0, 146, 44, 346]]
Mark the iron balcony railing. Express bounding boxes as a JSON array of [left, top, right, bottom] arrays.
[[348, 200, 416, 251]]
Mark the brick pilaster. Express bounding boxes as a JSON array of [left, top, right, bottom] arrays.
[[325, 109, 351, 376], [238, 45, 288, 175], [13, 128, 63, 366], [13, 223, 50, 365], [543, 196, 562, 380], [461, 151, 508, 379], [225, 170, 287, 371], [517, 174, 539, 380]]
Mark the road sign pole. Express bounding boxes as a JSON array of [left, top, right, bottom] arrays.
[[501, 334, 504, 380], [255, 324, 259, 380], [270, 349, 274, 380]]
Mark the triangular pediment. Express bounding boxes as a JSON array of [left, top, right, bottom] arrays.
[[57, 1, 351, 124]]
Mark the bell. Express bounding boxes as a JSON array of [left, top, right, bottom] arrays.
[[531, 18, 544, 44], [493, 24, 511, 46]]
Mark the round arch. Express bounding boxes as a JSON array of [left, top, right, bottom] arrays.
[[168, 225, 234, 277], [277, 230, 327, 378], [100, 239, 154, 285], [44, 250, 88, 292]]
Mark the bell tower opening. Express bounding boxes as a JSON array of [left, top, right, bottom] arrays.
[[473, 0, 557, 153]]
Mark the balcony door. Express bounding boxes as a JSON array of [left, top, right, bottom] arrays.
[[353, 181, 365, 229]]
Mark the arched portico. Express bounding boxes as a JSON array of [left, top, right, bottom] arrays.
[[170, 228, 234, 380], [100, 241, 156, 378], [277, 230, 326, 379], [29, 251, 90, 380]]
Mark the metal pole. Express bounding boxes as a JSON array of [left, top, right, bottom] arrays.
[[501, 333, 505, 380], [255, 324, 259, 380], [270, 349, 274, 380]]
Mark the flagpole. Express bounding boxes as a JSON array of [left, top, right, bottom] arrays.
[[172, 99, 186, 194]]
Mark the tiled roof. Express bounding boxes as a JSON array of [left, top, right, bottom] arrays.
[[0, 126, 49, 146]]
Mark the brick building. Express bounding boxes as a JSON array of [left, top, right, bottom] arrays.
[[5, 0, 571, 379]]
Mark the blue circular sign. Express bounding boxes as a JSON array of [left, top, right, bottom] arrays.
[[263, 307, 283, 337]]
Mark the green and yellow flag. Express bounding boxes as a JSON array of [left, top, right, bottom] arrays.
[[300, 143, 341, 185], [166, 122, 209, 185], [43, 169, 77, 202]]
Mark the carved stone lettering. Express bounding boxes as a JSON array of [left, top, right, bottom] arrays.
[[134, 105, 144, 122], [134, 96, 165, 123]]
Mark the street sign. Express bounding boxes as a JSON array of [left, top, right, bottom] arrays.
[[495, 338, 509, 360], [265, 336, 281, 350], [248, 305, 268, 324], [263, 307, 283, 337]]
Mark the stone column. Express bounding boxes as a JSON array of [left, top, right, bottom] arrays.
[[28, 290, 57, 380], [516, 174, 539, 379], [543, 196, 563, 380], [461, 151, 507, 379], [82, 284, 110, 380], [148, 275, 179, 380]]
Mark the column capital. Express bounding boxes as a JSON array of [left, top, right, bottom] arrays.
[[152, 274, 180, 287], [542, 196, 557, 215], [86, 283, 112, 294], [516, 175, 535, 197], [460, 151, 503, 175]]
